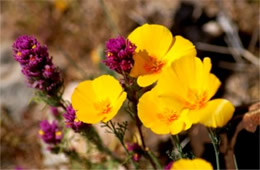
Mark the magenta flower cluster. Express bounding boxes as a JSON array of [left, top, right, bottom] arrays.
[[103, 36, 136, 74], [63, 105, 87, 132], [39, 120, 63, 145], [12, 35, 62, 95]]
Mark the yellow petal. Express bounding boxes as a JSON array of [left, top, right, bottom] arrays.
[[164, 35, 196, 64], [92, 75, 123, 101], [76, 109, 100, 124], [206, 74, 221, 100], [169, 119, 186, 135], [169, 109, 193, 135], [156, 56, 195, 103], [188, 99, 235, 128], [71, 80, 96, 111], [102, 91, 127, 122], [128, 24, 174, 59], [137, 73, 160, 87], [130, 50, 151, 77], [150, 122, 171, 134], [137, 90, 163, 128], [171, 158, 213, 170], [138, 89, 191, 135]]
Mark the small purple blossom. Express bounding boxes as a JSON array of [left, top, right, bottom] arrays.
[[15, 166, 23, 170], [164, 161, 174, 170], [38, 120, 63, 145], [50, 106, 59, 117], [103, 36, 136, 74], [63, 105, 87, 132], [12, 35, 62, 95], [126, 143, 142, 161]]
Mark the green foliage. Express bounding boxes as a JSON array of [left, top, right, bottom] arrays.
[[101, 120, 128, 143], [31, 91, 62, 106]]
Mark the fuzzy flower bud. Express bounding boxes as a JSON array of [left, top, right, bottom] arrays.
[[38, 120, 63, 145], [103, 36, 136, 74], [63, 105, 88, 132]]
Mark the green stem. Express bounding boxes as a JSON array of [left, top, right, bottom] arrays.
[[171, 135, 183, 159], [82, 125, 122, 163], [208, 128, 220, 170], [63, 149, 92, 168], [233, 153, 238, 170], [147, 149, 163, 169], [99, 0, 119, 35], [108, 121, 139, 169], [136, 118, 158, 169]]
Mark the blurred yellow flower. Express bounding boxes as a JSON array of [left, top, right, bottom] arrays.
[[128, 24, 196, 87], [71, 75, 127, 124], [171, 158, 213, 170], [156, 55, 235, 128], [54, 0, 69, 12], [138, 88, 192, 135]]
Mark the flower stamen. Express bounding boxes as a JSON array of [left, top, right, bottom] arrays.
[[144, 57, 165, 74], [185, 89, 208, 109]]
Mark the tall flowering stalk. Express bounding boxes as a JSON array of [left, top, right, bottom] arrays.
[[13, 35, 62, 95], [12, 35, 121, 168]]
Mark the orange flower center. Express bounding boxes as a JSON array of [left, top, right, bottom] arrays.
[[157, 108, 179, 124], [144, 57, 165, 74], [94, 99, 112, 116], [185, 89, 208, 109]]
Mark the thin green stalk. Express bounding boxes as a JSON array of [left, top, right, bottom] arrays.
[[208, 128, 220, 170], [99, 0, 119, 35], [136, 120, 158, 169], [233, 153, 238, 170], [128, 94, 161, 169], [171, 135, 183, 159], [82, 125, 122, 163], [108, 120, 139, 169], [147, 149, 163, 169]]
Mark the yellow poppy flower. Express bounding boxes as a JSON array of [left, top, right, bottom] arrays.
[[155, 55, 235, 128], [71, 75, 127, 124], [137, 88, 192, 135], [128, 24, 196, 87], [171, 158, 213, 170]]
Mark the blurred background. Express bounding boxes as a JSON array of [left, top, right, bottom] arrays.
[[0, 0, 259, 169]]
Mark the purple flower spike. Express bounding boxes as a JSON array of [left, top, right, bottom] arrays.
[[103, 36, 136, 74], [38, 120, 63, 145], [63, 105, 87, 132], [12, 35, 62, 95]]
